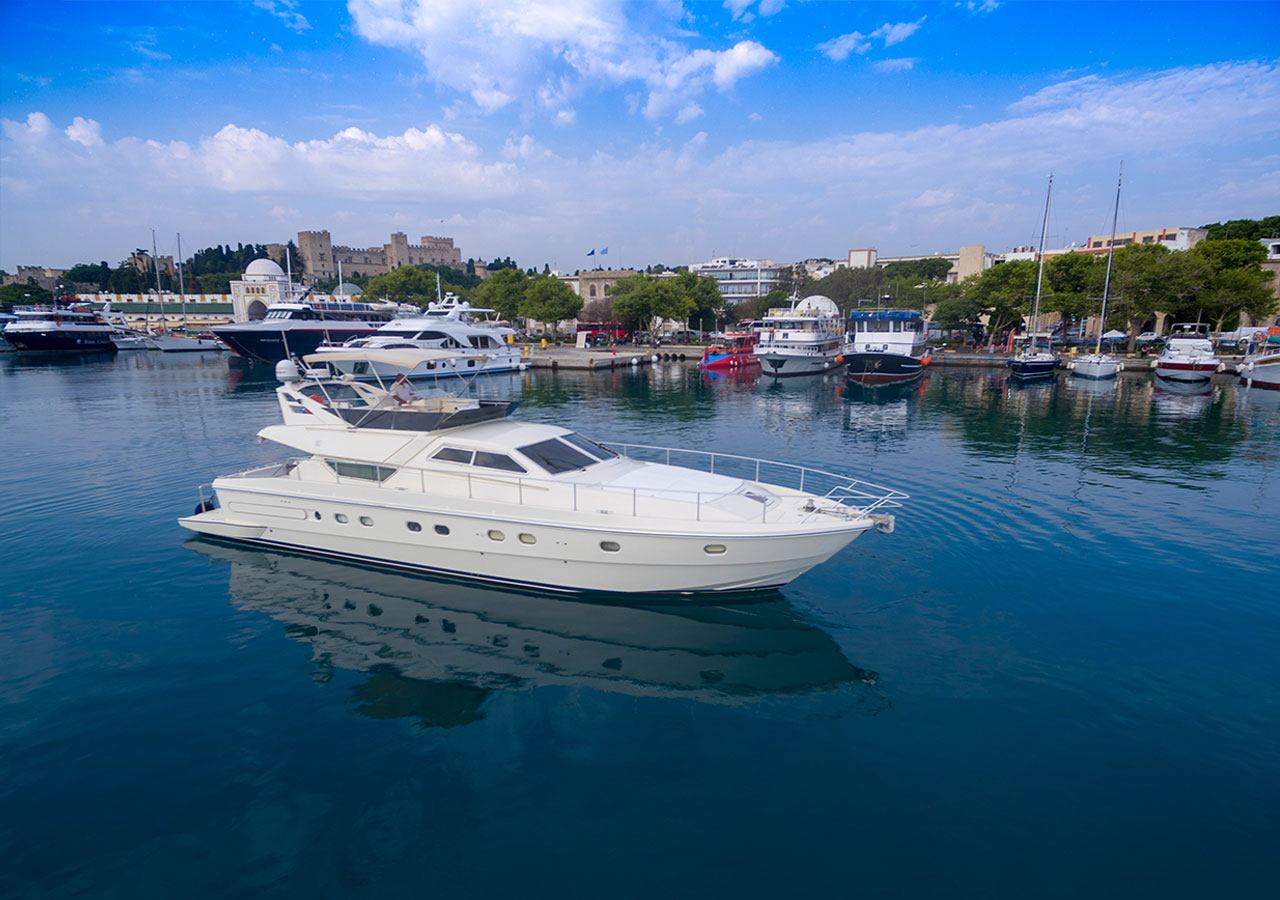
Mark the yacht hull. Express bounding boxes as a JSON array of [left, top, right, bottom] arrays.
[[844, 352, 925, 385], [1238, 354, 1280, 390], [1007, 357, 1059, 380], [1070, 356, 1120, 380], [213, 324, 387, 364], [3, 331, 117, 353], [755, 351, 844, 378], [1154, 362, 1216, 383], [179, 485, 873, 595]]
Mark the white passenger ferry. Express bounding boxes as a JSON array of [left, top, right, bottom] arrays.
[[753, 295, 846, 377]]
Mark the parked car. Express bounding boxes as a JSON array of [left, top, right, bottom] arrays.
[[1136, 332, 1161, 344]]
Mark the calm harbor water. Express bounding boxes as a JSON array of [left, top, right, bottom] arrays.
[[1, 352, 1277, 899]]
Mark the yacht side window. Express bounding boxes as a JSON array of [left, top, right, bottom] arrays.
[[473, 451, 526, 473], [518, 439, 596, 474], [325, 460, 396, 482], [433, 447, 474, 464]]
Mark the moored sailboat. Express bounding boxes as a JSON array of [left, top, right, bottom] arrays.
[[1071, 163, 1125, 381], [1008, 175, 1060, 381]]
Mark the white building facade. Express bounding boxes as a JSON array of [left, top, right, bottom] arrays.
[[689, 257, 783, 301]]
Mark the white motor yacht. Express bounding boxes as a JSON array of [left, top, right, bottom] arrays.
[[754, 294, 846, 377], [179, 351, 905, 595], [315, 295, 521, 379], [1154, 323, 1222, 384]]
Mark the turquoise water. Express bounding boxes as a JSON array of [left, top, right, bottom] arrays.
[[1, 353, 1277, 899]]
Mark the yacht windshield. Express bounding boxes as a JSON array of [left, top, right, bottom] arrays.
[[518, 438, 598, 474], [560, 432, 618, 461]]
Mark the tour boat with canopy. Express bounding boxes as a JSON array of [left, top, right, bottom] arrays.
[[179, 350, 905, 595]]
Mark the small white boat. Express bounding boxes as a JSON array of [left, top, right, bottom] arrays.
[[1237, 326, 1280, 390], [1154, 323, 1221, 383], [754, 294, 846, 378], [179, 351, 905, 595]]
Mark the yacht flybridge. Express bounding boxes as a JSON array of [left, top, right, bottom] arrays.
[[179, 350, 905, 595]]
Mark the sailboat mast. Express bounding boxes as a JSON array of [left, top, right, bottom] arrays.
[[1096, 161, 1123, 355], [151, 229, 167, 334], [1031, 174, 1052, 352], [176, 232, 190, 331]]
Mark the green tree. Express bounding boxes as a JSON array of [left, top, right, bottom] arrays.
[[1200, 216, 1280, 242], [0, 280, 53, 311], [65, 262, 111, 290], [963, 259, 1039, 345], [1046, 252, 1097, 322], [608, 274, 694, 335], [672, 270, 725, 331], [803, 267, 886, 313], [1106, 243, 1171, 348], [473, 268, 528, 321], [882, 258, 953, 283], [362, 266, 435, 305], [931, 294, 984, 334], [520, 275, 582, 329], [1190, 238, 1276, 332]]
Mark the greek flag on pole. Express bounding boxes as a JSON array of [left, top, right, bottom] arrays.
[[601, 248, 608, 255], [587, 249, 595, 256]]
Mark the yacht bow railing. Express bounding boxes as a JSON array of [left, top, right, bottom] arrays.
[[605, 443, 907, 516]]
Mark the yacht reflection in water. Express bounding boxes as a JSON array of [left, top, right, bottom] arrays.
[[188, 539, 883, 727]]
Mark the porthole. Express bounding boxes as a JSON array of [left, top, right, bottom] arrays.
[[519, 533, 536, 545], [359, 516, 374, 526], [600, 540, 620, 552], [313, 511, 321, 520], [704, 544, 727, 555], [334, 513, 349, 523], [435, 524, 450, 535], [406, 521, 422, 533], [488, 530, 505, 541]]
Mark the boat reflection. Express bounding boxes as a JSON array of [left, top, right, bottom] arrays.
[[187, 539, 882, 725]]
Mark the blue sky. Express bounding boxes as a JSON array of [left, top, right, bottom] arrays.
[[2, 1, 1278, 275]]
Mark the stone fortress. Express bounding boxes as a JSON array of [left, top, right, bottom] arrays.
[[278, 230, 462, 282]]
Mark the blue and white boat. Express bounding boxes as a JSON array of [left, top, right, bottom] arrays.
[[844, 310, 929, 386]]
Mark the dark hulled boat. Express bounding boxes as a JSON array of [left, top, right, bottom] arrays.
[[2, 302, 118, 354], [844, 310, 929, 386]]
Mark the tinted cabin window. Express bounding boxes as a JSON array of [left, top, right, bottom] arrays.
[[474, 451, 526, 473], [519, 439, 596, 474], [433, 448, 473, 464]]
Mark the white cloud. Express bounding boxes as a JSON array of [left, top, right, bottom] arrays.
[[821, 18, 926, 63], [348, 0, 777, 123], [818, 32, 870, 62], [675, 103, 704, 124], [253, 0, 311, 32], [873, 18, 925, 47], [725, 0, 785, 21], [65, 117, 103, 147], [3, 62, 1278, 270], [874, 58, 918, 73]]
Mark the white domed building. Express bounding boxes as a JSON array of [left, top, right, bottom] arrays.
[[229, 258, 295, 321]]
